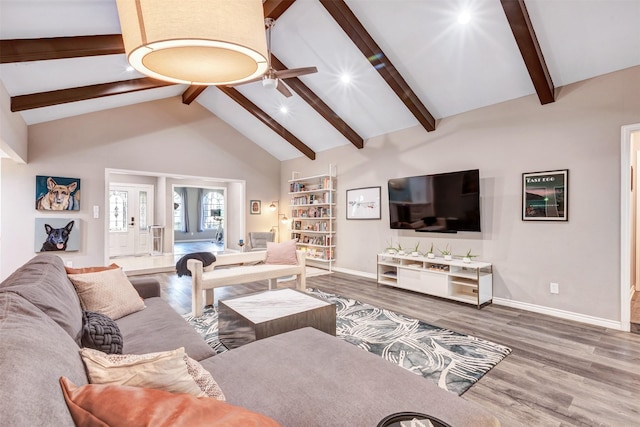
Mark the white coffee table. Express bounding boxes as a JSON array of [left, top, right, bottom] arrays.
[[218, 288, 336, 349]]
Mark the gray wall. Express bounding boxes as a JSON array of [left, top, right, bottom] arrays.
[[0, 96, 280, 277], [281, 66, 640, 324]]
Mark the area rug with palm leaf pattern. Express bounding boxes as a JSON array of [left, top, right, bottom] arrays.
[[183, 288, 511, 395]]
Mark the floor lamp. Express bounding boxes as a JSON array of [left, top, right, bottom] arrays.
[[268, 201, 288, 242]]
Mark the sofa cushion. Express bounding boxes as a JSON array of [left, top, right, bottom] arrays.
[[68, 267, 145, 320], [81, 311, 123, 354], [199, 327, 500, 427], [116, 297, 216, 361], [59, 377, 281, 427], [0, 253, 83, 343], [0, 292, 86, 427], [80, 347, 204, 397], [265, 239, 298, 265]]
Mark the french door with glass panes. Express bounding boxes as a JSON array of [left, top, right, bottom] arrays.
[[109, 184, 154, 257]]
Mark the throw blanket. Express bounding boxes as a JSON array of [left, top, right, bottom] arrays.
[[176, 252, 216, 277]]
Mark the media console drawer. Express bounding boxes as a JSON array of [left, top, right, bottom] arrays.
[[397, 268, 447, 296]]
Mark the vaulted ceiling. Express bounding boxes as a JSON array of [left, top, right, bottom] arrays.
[[1, 0, 639, 161]]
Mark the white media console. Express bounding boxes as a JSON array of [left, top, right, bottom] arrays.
[[377, 253, 493, 308]]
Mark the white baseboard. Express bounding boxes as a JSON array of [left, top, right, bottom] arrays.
[[328, 269, 624, 329], [493, 297, 622, 330]]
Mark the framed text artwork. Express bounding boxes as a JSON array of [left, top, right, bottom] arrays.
[[250, 200, 261, 215], [522, 170, 568, 221], [346, 186, 381, 220]]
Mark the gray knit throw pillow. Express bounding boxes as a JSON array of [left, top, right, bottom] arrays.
[[81, 311, 123, 354]]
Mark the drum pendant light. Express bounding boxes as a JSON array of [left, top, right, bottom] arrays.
[[115, 0, 269, 85]]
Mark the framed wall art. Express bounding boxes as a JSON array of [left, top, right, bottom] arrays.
[[35, 175, 81, 211], [250, 200, 261, 215], [35, 218, 80, 252], [346, 186, 381, 220], [522, 169, 568, 221]]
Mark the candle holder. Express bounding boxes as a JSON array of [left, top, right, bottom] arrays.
[[238, 239, 245, 252]]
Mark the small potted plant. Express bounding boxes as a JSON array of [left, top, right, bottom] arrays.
[[384, 239, 398, 255], [396, 242, 406, 256], [411, 242, 421, 257], [461, 249, 477, 263], [424, 242, 435, 259], [439, 244, 453, 261]]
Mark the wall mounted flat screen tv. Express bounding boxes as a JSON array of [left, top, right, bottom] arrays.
[[388, 169, 481, 232]]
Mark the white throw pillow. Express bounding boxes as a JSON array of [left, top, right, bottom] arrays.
[[80, 347, 225, 400], [68, 267, 145, 320]]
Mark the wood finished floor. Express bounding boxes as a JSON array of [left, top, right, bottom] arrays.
[[141, 270, 640, 427]]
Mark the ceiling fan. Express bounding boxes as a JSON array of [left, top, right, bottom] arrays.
[[233, 17, 318, 97]]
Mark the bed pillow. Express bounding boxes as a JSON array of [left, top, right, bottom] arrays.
[[65, 263, 119, 275], [81, 311, 123, 354], [265, 239, 298, 265], [67, 267, 145, 320], [59, 377, 280, 427], [80, 347, 225, 400]]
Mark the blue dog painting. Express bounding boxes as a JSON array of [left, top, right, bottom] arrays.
[[35, 218, 80, 252]]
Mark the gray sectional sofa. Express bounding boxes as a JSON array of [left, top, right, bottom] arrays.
[[0, 254, 500, 426]]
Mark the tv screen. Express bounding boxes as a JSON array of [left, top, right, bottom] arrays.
[[388, 169, 481, 232]]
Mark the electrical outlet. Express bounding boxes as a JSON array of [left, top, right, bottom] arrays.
[[550, 282, 559, 294]]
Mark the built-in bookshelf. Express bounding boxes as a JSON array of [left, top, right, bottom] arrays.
[[289, 164, 336, 270]]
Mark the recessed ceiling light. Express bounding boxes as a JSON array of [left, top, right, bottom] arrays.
[[279, 106, 288, 114], [458, 10, 471, 24], [126, 66, 135, 72], [340, 74, 351, 84]]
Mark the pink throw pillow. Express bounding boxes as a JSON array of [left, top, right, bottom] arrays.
[[265, 239, 298, 265]]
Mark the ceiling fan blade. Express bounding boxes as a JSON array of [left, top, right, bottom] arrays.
[[276, 66, 318, 80], [276, 80, 293, 97]]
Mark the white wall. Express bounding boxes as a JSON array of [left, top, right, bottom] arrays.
[[0, 80, 27, 162], [282, 66, 640, 323], [0, 96, 281, 278]]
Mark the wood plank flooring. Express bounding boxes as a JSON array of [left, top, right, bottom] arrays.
[[140, 270, 640, 427]]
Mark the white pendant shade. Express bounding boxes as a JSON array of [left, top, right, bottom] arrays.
[[115, 0, 269, 85]]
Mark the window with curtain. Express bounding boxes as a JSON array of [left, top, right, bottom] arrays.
[[173, 191, 184, 231], [202, 191, 224, 229]]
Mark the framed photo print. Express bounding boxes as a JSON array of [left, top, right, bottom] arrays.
[[522, 169, 568, 221], [250, 200, 261, 215], [346, 186, 381, 220]]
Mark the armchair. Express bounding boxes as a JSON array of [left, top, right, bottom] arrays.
[[248, 232, 275, 251]]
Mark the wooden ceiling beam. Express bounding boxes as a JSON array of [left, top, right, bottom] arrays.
[[319, 0, 436, 132], [11, 78, 173, 112], [0, 35, 124, 63], [182, 85, 208, 105], [263, 0, 296, 20], [500, 0, 554, 104], [218, 86, 316, 160], [271, 54, 364, 149]]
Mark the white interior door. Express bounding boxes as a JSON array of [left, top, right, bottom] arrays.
[[109, 184, 154, 257]]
